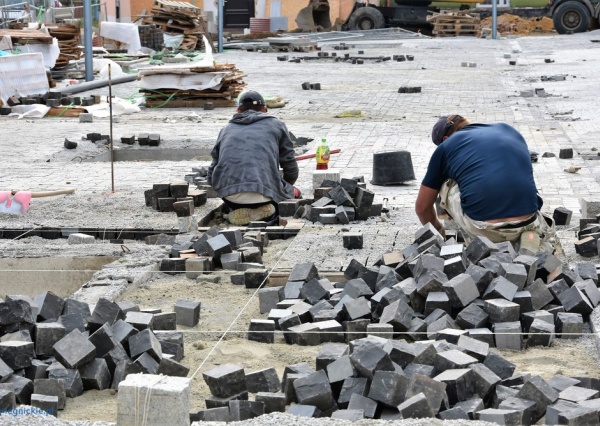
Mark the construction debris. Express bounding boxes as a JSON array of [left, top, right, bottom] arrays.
[[142, 0, 213, 50], [139, 60, 246, 108]]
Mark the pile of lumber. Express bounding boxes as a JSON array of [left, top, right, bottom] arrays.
[[142, 0, 213, 50], [8, 22, 82, 70], [139, 62, 246, 108], [428, 10, 481, 37], [0, 28, 53, 44], [45, 23, 82, 69]]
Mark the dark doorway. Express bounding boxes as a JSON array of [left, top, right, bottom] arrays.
[[224, 0, 254, 28]]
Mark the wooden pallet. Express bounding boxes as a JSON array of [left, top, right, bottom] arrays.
[[141, 0, 213, 50], [429, 10, 481, 37], [433, 23, 481, 37], [153, 0, 203, 14]]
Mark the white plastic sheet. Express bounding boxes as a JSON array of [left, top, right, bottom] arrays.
[[84, 97, 141, 117], [92, 58, 125, 79], [0, 53, 49, 104], [163, 33, 184, 49], [17, 37, 61, 69], [8, 104, 51, 119], [0, 35, 12, 51], [99, 22, 142, 55]]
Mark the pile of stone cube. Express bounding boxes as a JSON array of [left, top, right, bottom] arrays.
[[120, 133, 161, 146], [574, 215, 600, 257], [0, 92, 100, 115], [157, 225, 274, 285], [279, 177, 381, 224], [253, 223, 593, 351], [143, 181, 207, 214], [0, 294, 195, 415], [183, 166, 219, 199], [197, 342, 600, 422]]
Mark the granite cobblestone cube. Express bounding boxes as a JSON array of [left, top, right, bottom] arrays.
[[292, 370, 336, 412], [247, 320, 276, 344], [203, 364, 247, 398], [174, 299, 200, 327]]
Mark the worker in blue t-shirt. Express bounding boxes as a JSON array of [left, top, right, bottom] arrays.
[[415, 115, 554, 248]]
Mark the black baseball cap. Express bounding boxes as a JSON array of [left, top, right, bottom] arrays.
[[431, 114, 464, 146], [431, 116, 450, 146], [238, 90, 265, 107]]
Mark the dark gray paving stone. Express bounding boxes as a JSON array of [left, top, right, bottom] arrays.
[[79, 358, 111, 390], [255, 392, 286, 414], [367, 370, 409, 407], [466, 363, 500, 401], [33, 378, 66, 410], [516, 375, 560, 420], [228, 400, 265, 421], [483, 352, 516, 380], [52, 329, 96, 369], [476, 408, 522, 424], [292, 370, 336, 412], [397, 392, 433, 418], [347, 393, 376, 418], [203, 364, 248, 399], [405, 374, 447, 416]]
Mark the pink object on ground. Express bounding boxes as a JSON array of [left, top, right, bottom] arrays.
[[0, 191, 32, 214]]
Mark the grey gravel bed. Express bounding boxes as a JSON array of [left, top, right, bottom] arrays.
[[219, 413, 497, 425], [0, 410, 497, 426]]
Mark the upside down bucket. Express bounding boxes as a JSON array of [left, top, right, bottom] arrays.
[[371, 150, 416, 185]]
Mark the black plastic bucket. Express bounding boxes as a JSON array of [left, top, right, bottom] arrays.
[[371, 150, 416, 186]]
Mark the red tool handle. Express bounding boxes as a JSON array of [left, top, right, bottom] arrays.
[[296, 148, 341, 161]]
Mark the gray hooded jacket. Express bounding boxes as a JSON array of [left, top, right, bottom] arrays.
[[207, 110, 299, 203]]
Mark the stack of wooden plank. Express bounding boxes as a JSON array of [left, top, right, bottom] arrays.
[[428, 10, 481, 37], [0, 29, 53, 44], [142, 0, 213, 50], [139, 63, 246, 108], [45, 23, 82, 69], [8, 23, 82, 70]]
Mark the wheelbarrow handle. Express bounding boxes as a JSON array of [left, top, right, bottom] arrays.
[[11, 188, 76, 198]]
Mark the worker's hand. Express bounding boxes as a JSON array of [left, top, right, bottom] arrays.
[[438, 226, 446, 239], [433, 221, 445, 239]]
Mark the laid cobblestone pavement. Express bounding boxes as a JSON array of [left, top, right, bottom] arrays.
[[1, 30, 599, 262]]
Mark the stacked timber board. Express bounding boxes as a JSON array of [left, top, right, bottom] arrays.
[[45, 23, 82, 69], [428, 10, 481, 37], [139, 62, 246, 108], [0, 28, 53, 44], [142, 0, 213, 50], [8, 23, 82, 70]]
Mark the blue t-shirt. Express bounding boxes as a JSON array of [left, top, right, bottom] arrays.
[[422, 123, 542, 221]]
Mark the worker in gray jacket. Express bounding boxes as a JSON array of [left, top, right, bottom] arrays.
[[208, 90, 300, 225]]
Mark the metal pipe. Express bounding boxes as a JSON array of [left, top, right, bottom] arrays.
[[54, 74, 138, 94], [218, 0, 223, 53], [109, 64, 115, 193], [492, 0, 498, 40], [83, 0, 93, 81]]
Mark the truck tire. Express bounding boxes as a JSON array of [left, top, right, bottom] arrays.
[[553, 1, 590, 34], [347, 7, 386, 31]]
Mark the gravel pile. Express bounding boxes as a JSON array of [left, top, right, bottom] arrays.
[[214, 412, 496, 425]]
